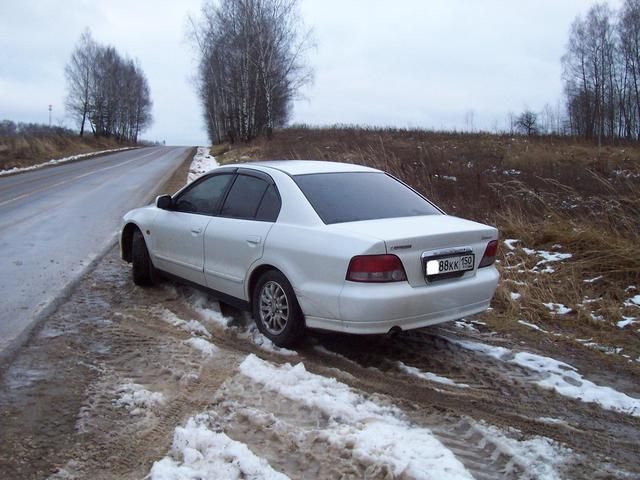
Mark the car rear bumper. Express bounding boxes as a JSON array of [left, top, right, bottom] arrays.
[[305, 266, 499, 334]]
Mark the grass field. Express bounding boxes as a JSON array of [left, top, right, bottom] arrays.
[[0, 133, 134, 171], [217, 127, 640, 368]]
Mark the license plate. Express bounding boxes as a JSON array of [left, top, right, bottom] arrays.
[[425, 254, 474, 276]]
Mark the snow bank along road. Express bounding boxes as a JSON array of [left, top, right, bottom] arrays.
[[0, 146, 190, 359]]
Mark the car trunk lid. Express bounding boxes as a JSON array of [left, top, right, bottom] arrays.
[[326, 215, 498, 286]]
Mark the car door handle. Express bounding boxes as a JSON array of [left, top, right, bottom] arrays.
[[246, 235, 262, 245], [191, 227, 203, 235]]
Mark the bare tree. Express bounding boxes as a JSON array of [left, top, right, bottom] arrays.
[[515, 110, 539, 136], [561, 1, 640, 142], [64, 31, 152, 142], [65, 29, 96, 137], [191, 0, 313, 144]]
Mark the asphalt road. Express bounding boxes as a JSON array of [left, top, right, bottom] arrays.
[[0, 146, 190, 359]]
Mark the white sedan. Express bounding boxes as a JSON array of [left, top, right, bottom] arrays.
[[120, 160, 499, 347]]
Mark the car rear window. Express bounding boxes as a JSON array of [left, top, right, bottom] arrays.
[[294, 172, 441, 224]]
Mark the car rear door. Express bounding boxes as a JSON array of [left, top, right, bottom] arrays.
[[151, 172, 235, 285], [203, 170, 281, 300]]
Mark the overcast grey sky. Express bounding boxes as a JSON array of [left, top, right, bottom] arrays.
[[0, 0, 623, 145]]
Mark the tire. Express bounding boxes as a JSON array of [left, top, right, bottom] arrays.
[[132, 229, 156, 286], [253, 270, 305, 348]]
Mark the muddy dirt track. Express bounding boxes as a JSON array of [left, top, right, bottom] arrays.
[[1, 244, 639, 479]]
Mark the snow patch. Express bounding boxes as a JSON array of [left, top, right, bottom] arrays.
[[0, 147, 134, 176], [185, 292, 296, 356], [617, 316, 637, 329], [238, 354, 567, 479], [114, 383, 165, 415], [450, 338, 640, 417], [159, 308, 212, 338], [237, 323, 298, 356], [473, 423, 570, 480], [397, 361, 469, 388], [520, 246, 572, 273], [543, 302, 572, 315], [185, 337, 218, 357], [503, 239, 519, 251], [150, 413, 288, 480], [583, 275, 603, 284], [624, 294, 640, 307], [518, 320, 548, 333], [239, 354, 474, 479], [188, 147, 219, 183], [186, 291, 230, 329], [510, 292, 522, 301]]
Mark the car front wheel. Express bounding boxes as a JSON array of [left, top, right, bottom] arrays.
[[132, 229, 156, 286], [253, 271, 304, 348]]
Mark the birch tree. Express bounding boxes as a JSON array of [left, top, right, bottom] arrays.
[[64, 30, 152, 142], [192, 0, 312, 144], [65, 29, 96, 137]]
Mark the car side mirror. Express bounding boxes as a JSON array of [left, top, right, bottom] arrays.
[[156, 194, 173, 210]]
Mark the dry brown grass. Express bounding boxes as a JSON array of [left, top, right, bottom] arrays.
[[0, 134, 133, 171], [225, 126, 640, 366]]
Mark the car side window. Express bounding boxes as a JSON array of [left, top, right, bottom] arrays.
[[173, 173, 233, 215], [220, 174, 270, 219], [255, 184, 281, 222]]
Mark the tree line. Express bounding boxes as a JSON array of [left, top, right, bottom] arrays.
[[191, 0, 312, 144], [0, 120, 75, 138], [563, 0, 640, 142], [65, 30, 152, 142]]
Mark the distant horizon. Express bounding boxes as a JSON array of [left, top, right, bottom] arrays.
[[1, 0, 624, 145]]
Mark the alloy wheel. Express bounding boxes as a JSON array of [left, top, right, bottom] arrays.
[[259, 281, 290, 335]]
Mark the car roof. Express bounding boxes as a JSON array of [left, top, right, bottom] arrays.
[[230, 160, 381, 176]]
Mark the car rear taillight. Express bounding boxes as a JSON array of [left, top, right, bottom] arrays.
[[346, 254, 407, 282], [479, 240, 498, 268]]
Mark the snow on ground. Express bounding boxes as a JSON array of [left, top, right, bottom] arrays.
[[158, 308, 212, 338], [0, 147, 134, 176], [617, 316, 638, 328], [113, 383, 165, 416], [503, 238, 519, 251], [236, 323, 298, 357], [624, 294, 640, 307], [473, 423, 570, 480], [185, 291, 297, 356], [576, 339, 624, 356], [518, 320, 551, 333], [396, 361, 469, 388], [519, 245, 572, 273], [583, 275, 603, 284], [543, 302, 572, 315], [239, 354, 474, 479], [185, 337, 218, 357], [187, 147, 219, 183], [452, 318, 487, 332], [185, 291, 230, 329], [150, 413, 289, 480], [237, 354, 567, 479], [510, 292, 522, 301], [448, 338, 640, 417]]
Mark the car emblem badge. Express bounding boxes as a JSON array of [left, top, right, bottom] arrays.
[[391, 244, 412, 250]]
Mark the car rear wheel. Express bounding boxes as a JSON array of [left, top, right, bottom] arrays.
[[253, 271, 304, 348], [132, 229, 156, 286]]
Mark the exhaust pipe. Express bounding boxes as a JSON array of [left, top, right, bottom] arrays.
[[387, 326, 402, 338]]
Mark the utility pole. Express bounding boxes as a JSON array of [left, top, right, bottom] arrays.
[[48, 104, 52, 127]]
